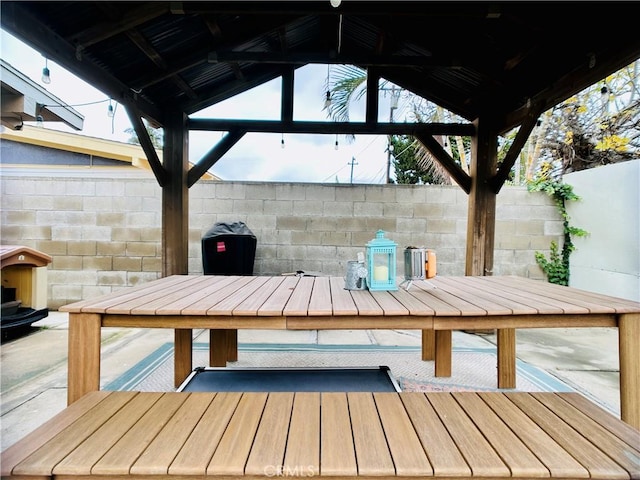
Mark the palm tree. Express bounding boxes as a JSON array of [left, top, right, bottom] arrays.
[[324, 65, 457, 184]]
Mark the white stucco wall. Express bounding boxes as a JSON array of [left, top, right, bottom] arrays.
[[566, 160, 639, 301]]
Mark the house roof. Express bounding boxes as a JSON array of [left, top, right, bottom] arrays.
[[2, 1, 638, 136], [1, 59, 84, 131], [0, 125, 220, 179]]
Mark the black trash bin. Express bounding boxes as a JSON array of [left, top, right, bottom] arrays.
[[201, 221, 257, 275]]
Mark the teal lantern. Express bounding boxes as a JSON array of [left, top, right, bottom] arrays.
[[366, 230, 398, 291]]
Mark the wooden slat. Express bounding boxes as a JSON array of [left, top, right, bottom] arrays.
[[229, 277, 285, 315], [283, 393, 321, 476], [487, 276, 614, 313], [259, 276, 299, 315], [90, 393, 189, 475], [13, 391, 140, 476], [432, 276, 515, 315], [373, 392, 432, 475], [320, 393, 357, 476], [58, 275, 188, 313], [369, 290, 410, 315], [438, 276, 540, 314], [329, 276, 358, 315], [180, 276, 256, 315], [478, 392, 591, 477], [416, 279, 486, 315], [105, 277, 206, 314], [207, 392, 268, 474], [497, 276, 639, 311], [505, 392, 631, 478], [462, 276, 564, 313], [389, 287, 436, 315], [348, 392, 395, 476], [168, 392, 241, 475], [400, 392, 471, 476], [282, 276, 314, 316], [0, 391, 111, 477], [245, 393, 294, 475], [155, 275, 242, 316], [350, 290, 384, 315], [308, 276, 333, 315], [208, 276, 272, 314], [128, 276, 221, 314], [426, 393, 511, 476], [452, 393, 550, 477], [558, 391, 640, 448], [130, 394, 215, 474], [529, 392, 640, 475], [53, 392, 165, 475]]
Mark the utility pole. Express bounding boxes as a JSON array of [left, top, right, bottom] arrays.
[[349, 156, 358, 183]]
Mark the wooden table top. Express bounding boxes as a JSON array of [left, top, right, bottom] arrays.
[[2, 391, 638, 479], [59, 275, 640, 330]]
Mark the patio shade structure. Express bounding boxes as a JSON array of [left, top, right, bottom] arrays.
[[2, 1, 639, 278]]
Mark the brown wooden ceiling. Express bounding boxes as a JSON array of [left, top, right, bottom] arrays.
[[2, 1, 639, 135]]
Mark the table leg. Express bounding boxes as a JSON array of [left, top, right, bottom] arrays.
[[174, 329, 193, 388], [67, 313, 101, 405], [227, 329, 238, 361], [210, 329, 231, 366], [619, 313, 639, 429], [434, 330, 452, 377], [422, 330, 435, 360], [497, 328, 516, 389]]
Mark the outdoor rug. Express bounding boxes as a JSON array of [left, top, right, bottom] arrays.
[[106, 343, 574, 394]]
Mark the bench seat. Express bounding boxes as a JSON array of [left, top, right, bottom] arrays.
[[2, 391, 638, 479]]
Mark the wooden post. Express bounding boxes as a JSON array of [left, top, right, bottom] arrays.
[[465, 117, 498, 276], [162, 111, 193, 387]]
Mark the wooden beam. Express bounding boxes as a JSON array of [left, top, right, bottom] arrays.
[[489, 109, 541, 193], [188, 118, 475, 136], [281, 67, 294, 123], [465, 118, 498, 276], [366, 68, 379, 125], [124, 105, 167, 187], [187, 129, 247, 187], [413, 132, 472, 194]]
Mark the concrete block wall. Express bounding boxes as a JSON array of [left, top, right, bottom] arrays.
[[1, 173, 562, 309]]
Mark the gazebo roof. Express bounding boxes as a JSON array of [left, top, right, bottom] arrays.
[[2, 2, 638, 135]]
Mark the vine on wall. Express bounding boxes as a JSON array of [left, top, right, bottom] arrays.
[[527, 173, 588, 285]]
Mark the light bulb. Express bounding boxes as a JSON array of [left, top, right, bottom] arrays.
[[330, 0, 341, 7], [281, 138, 285, 149], [41, 66, 51, 84], [36, 115, 44, 127], [334, 139, 339, 150], [324, 91, 331, 108], [107, 102, 114, 118]]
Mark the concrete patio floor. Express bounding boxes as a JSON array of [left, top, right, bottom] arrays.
[[0, 310, 621, 451]]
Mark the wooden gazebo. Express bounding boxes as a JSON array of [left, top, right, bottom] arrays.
[[2, 1, 639, 277]]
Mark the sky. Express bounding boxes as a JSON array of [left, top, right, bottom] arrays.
[[1, 30, 394, 184]]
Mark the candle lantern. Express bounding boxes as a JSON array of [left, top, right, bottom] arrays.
[[366, 230, 398, 291]]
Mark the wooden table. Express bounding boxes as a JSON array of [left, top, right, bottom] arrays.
[[2, 391, 639, 479], [59, 274, 640, 428]]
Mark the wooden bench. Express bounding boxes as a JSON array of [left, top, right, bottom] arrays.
[[2, 391, 638, 479]]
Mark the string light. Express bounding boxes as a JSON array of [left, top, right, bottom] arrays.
[[324, 64, 332, 109], [334, 134, 339, 150], [107, 99, 114, 117], [41, 58, 51, 84], [281, 133, 285, 149]]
